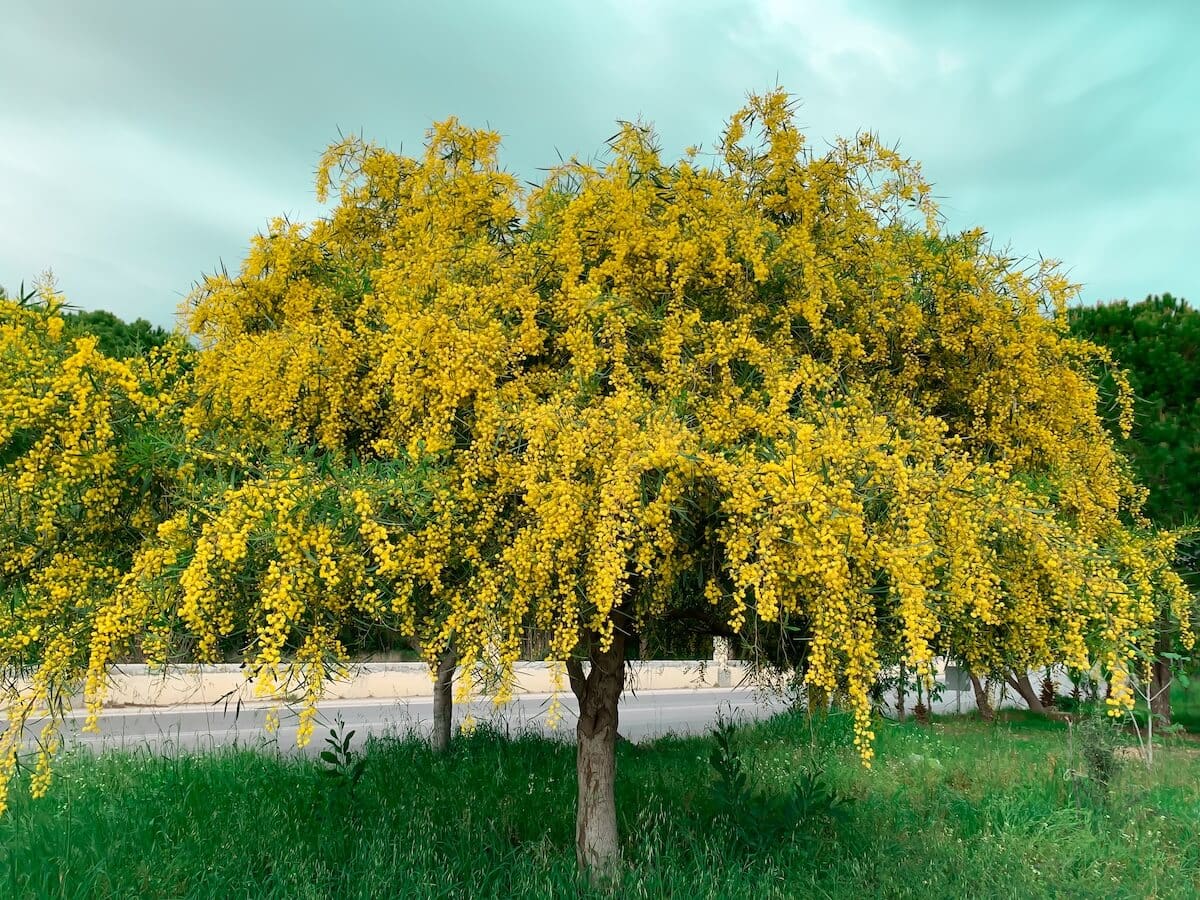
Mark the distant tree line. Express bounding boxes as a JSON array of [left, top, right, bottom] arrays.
[[1071, 292, 1200, 724], [1070, 293, 1200, 537], [0, 283, 171, 359]]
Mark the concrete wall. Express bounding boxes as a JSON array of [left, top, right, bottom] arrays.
[[76, 658, 1081, 712], [90, 659, 758, 707]]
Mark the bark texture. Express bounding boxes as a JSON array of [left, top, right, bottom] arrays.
[[566, 656, 587, 708], [1005, 670, 1045, 713], [431, 649, 457, 753], [969, 672, 995, 722], [1149, 660, 1172, 724], [1151, 628, 1173, 726], [568, 654, 630, 745], [1150, 660, 1173, 724], [575, 627, 626, 881]]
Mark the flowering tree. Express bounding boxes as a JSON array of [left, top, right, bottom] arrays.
[[1, 92, 1192, 878], [0, 283, 188, 800]]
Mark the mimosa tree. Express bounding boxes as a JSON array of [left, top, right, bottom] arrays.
[[0, 283, 189, 799], [1, 92, 1192, 879]]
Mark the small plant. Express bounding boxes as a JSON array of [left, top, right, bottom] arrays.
[[913, 699, 930, 725], [709, 712, 852, 853], [320, 716, 367, 799], [869, 665, 905, 719], [1062, 668, 1086, 711], [1065, 709, 1121, 812], [1125, 647, 1192, 768], [909, 671, 943, 725], [1039, 668, 1057, 710], [709, 715, 751, 814]]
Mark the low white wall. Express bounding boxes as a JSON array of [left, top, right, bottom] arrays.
[[90, 659, 758, 707], [71, 658, 1083, 713]]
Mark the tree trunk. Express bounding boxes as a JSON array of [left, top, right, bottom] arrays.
[[1151, 627, 1172, 726], [896, 661, 907, 722], [969, 672, 995, 722], [568, 654, 630, 746], [566, 656, 587, 708], [575, 627, 626, 882], [431, 649, 457, 753], [1005, 670, 1045, 713]]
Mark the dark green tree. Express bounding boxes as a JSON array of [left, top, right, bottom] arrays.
[[1071, 293, 1200, 528], [61, 308, 172, 359], [1070, 293, 1200, 723]]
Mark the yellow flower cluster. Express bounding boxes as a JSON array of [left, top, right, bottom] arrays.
[[0, 286, 190, 813]]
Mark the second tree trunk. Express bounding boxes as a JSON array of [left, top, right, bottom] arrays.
[[969, 672, 995, 722], [432, 649, 457, 753]]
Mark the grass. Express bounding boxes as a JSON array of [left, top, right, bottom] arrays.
[[2, 707, 1199, 899]]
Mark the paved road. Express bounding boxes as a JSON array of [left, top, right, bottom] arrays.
[[29, 687, 789, 756]]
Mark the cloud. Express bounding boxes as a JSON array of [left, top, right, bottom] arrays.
[[0, 0, 1195, 326]]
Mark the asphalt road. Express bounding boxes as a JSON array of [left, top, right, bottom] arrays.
[[29, 687, 790, 756]]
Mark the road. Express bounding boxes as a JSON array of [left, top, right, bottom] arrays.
[[30, 687, 790, 756]]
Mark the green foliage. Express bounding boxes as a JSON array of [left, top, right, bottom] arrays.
[[61, 308, 173, 359], [1064, 709, 1122, 812], [2, 711, 1198, 897], [0, 283, 32, 305], [1171, 676, 1200, 732], [319, 717, 367, 796], [316, 715, 368, 860], [708, 712, 853, 853], [1070, 293, 1200, 531]]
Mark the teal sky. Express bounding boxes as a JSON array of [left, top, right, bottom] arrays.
[[2, 1, 1196, 328]]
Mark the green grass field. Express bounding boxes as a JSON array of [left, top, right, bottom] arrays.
[[2, 706, 1198, 899]]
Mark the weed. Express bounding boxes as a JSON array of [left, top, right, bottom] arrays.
[[319, 716, 367, 797], [708, 712, 852, 853], [1064, 709, 1121, 813]]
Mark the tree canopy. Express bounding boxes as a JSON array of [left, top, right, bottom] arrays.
[[1, 91, 1193, 872], [61, 308, 173, 360], [1070, 293, 1200, 532], [0, 285, 173, 359]]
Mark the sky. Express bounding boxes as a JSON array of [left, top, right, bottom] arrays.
[[2, 1, 1197, 328]]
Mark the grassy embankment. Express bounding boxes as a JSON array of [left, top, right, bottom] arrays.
[[3, 693, 1199, 899]]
